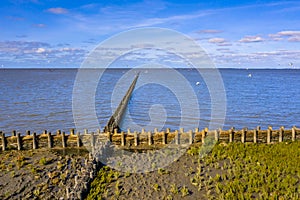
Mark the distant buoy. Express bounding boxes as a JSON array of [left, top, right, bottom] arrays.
[[196, 82, 200, 85], [248, 73, 252, 78]]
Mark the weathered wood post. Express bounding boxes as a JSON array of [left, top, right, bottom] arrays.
[[47, 132, 53, 148], [229, 127, 234, 143], [32, 132, 37, 149], [42, 130, 47, 135], [56, 129, 61, 136], [279, 126, 284, 142], [84, 129, 88, 135], [76, 132, 81, 147], [62, 132, 66, 148], [148, 131, 152, 145], [195, 128, 199, 134], [154, 128, 158, 134], [121, 132, 125, 146], [166, 128, 170, 134], [215, 129, 220, 142], [127, 128, 131, 134], [1, 133, 6, 151], [292, 126, 296, 142], [17, 133, 22, 150], [12, 130, 16, 137], [70, 128, 75, 135], [134, 131, 138, 146], [180, 128, 184, 134], [107, 131, 112, 142], [162, 131, 167, 145], [175, 130, 180, 145], [241, 128, 247, 143], [114, 128, 118, 135], [267, 126, 272, 144], [26, 130, 30, 136], [253, 127, 259, 143], [201, 129, 206, 144], [90, 132, 95, 147], [189, 130, 194, 145]]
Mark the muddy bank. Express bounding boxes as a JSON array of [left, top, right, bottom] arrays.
[[0, 148, 90, 199]]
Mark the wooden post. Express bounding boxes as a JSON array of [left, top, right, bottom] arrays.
[[70, 128, 75, 135], [142, 128, 145, 134], [84, 129, 88, 135], [32, 132, 37, 149], [62, 132, 66, 148], [162, 131, 166, 145], [148, 131, 152, 145], [127, 128, 131, 134], [253, 129, 257, 143], [154, 128, 158, 134], [267, 126, 272, 144], [12, 130, 16, 137], [166, 128, 170, 134], [215, 129, 220, 142], [292, 126, 296, 142], [91, 132, 95, 147], [134, 131, 138, 146], [201, 130, 206, 144], [114, 128, 118, 135], [47, 132, 53, 148], [180, 128, 184, 134], [1, 133, 6, 151], [26, 130, 30, 136], [107, 132, 111, 142], [17, 133, 22, 150], [175, 130, 180, 145], [189, 130, 194, 145], [241, 128, 246, 143], [195, 128, 199, 134], [42, 130, 47, 135], [121, 132, 125, 146], [76, 132, 81, 147], [229, 128, 234, 143], [279, 126, 284, 142]]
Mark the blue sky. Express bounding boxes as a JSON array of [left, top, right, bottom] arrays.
[[1, 0, 300, 68]]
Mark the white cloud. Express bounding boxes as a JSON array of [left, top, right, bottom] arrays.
[[47, 7, 68, 14], [36, 48, 46, 53], [197, 29, 222, 34], [208, 37, 226, 43], [277, 31, 300, 36], [288, 36, 300, 42], [239, 36, 264, 43]]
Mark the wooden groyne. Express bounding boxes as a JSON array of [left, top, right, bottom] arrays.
[[104, 73, 140, 133], [0, 126, 299, 151]]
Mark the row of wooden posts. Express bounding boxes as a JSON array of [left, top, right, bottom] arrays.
[[0, 126, 299, 151]]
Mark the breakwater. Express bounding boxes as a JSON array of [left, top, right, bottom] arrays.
[[0, 126, 299, 151]]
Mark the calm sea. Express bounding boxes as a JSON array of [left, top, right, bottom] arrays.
[[0, 68, 299, 134]]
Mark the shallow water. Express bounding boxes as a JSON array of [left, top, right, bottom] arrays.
[[0, 68, 299, 134]]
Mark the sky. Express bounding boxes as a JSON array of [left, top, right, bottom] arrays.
[[0, 0, 300, 68]]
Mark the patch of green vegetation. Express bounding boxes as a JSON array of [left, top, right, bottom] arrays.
[[190, 142, 300, 199], [39, 157, 48, 165], [152, 183, 161, 191], [86, 166, 114, 200], [169, 183, 178, 194], [180, 185, 190, 197]]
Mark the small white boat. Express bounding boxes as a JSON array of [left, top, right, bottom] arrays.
[[196, 81, 200, 85], [248, 73, 252, 78]]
